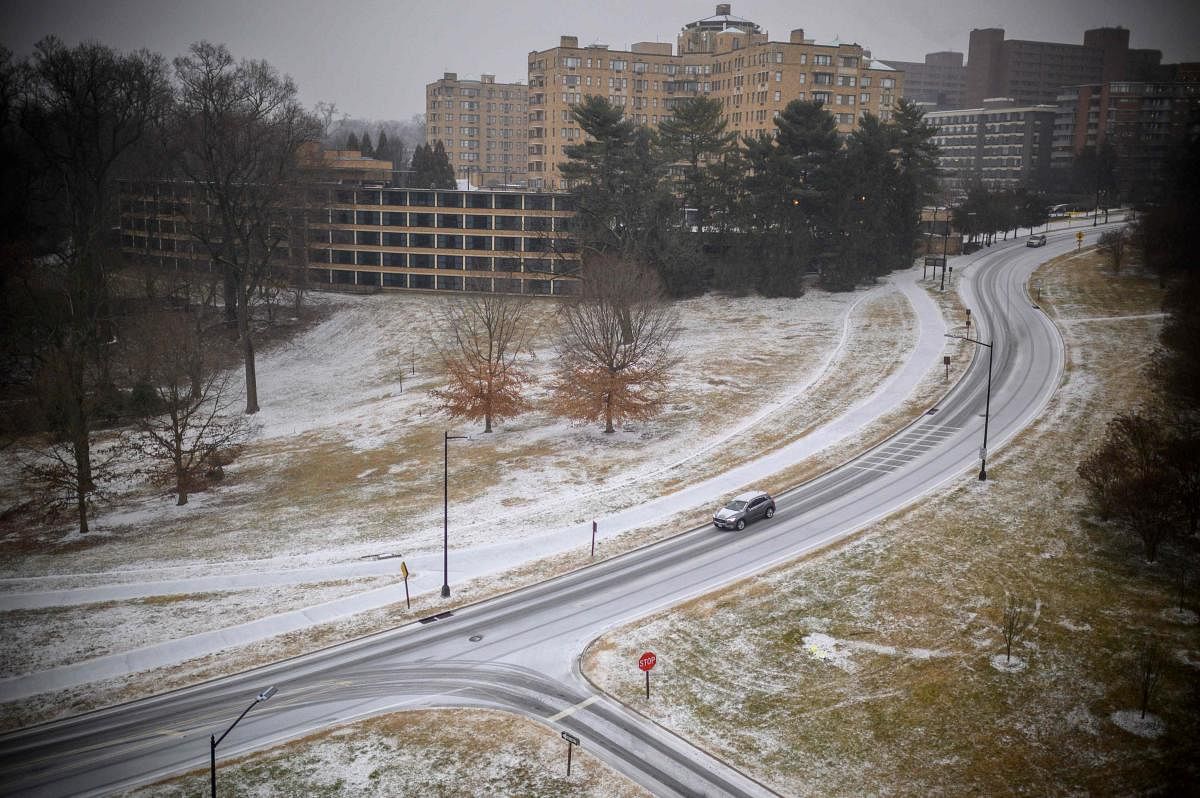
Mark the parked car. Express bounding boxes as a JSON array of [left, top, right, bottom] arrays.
[[713, 490, 776, 530], [1026, 234, 1047, 247]]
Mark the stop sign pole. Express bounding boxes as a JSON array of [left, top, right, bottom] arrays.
[[639, 651, 656, 699]]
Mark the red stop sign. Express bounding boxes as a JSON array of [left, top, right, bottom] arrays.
[[639, 651, 657, 671]]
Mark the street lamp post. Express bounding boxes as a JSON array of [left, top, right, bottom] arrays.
[[443, 430, 469, 598], [210, 686, 277, 797], [945, 333, 995, 481]]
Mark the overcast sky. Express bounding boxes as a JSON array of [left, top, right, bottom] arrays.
[[3, 0, 1198, 121]]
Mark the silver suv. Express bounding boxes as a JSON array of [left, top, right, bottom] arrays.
[[713, 490, 775, 530]]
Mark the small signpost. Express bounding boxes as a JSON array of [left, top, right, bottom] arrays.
[[943, 355, 951, 380], [965, 308, 972, 335], [1076, 230, 1084, 250], [639, 651, 657, 700], [561, 731, 580, 776], [591, 520, 597, 558], [400, 561, 411, 609]]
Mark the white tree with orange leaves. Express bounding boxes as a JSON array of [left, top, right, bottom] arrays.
[[551, 257, 679, 434], [431, 292, 537, 433]]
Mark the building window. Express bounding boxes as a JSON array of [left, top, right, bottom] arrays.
[[839, 56, 859, 68], [612, 59, 627, 71], [563, 56, 580, 68], [814, 73, 833, 85], [814, 54, 831, 66]]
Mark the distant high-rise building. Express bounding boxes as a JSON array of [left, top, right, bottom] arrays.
[[926, 99, 1057, 194], [1052, 67, 1200, 201], [879, 51, 966, 109], [964, 26, 1162, 106], [426, 73, 529, 187], [526, 5, 905, 189]]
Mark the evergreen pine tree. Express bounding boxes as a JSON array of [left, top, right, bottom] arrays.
[[410, 143, 428, 186], [376, 130, 391, 161], [360, 130, 374, 158], [430, 140, 456, 189], [346, 130, 360, 152]]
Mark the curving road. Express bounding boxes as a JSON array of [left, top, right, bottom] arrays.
[[0, 228, 1110, 797]]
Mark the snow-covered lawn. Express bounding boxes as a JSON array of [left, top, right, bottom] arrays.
[[121, 709, 647, 798], [582, 249, 1200, 795], [1, 269, 956, 719]]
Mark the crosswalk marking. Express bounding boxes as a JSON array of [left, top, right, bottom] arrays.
[[548, 695, 598, 722]]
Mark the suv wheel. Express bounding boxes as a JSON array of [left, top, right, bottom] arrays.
[[765, 506, 775, 518], [736, 519, 746, 531]]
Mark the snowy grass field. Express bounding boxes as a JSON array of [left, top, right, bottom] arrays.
[[583, 250, 1200, 795], [1, 272, 957, 727]]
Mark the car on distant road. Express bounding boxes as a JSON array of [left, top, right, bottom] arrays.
[[1026, 234, 1047, 247], [713, 490, 775, 530]]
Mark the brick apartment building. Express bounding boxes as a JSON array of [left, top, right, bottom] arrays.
[[119, 147, 581, 297], [878, 51, 966, 110], [964, 26, 1164, 107], [425, 72, 529, 188], [525, 4, 904, 189], [1052, 67, 1200, 201], [925, 99, 1057, 195]]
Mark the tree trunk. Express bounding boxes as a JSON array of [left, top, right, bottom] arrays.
[[175, 428, 188, 506], [73, 433, 93, 534], [223, 266, 238, 325], [238, 300, 260, 414], [76, 486, 89, 534], [484, 413, 493, 433], [604, 392, 615, 434]]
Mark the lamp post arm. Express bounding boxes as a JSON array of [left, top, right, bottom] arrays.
[[214, 698, 259, 748], [944, 332, 992, 349]]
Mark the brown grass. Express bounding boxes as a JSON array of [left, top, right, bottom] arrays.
[[122, 708, 649, 797], [582, 254, 1199, 795]]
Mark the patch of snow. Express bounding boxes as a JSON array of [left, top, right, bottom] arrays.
[[990, 654, 1027, 673], [1160, 607, 1198, 625], [1057, 619, 1092, 632], [1109, 710, 1165, 739], [1065, 704, 1100, 736]]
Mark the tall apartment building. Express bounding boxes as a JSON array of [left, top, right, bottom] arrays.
[[925, 99, 1056, 194], [1052, 74, 1200, 201], [878, 51, 966, 110], [526, 4, 904, 190], [964, 26, 1162, 107], [426, 73, 529, 188]]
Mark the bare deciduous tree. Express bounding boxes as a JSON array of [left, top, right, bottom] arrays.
[[1000, 593, 1030, 665], [22, 347, 123, 530], [12, 38, 170, 533], [1134, 639, 1164, 720], [431, 293, 537, 433], [551, 256, 679, 433], [126, 310, 247, 505], [1097, 228, 1130, 274], [173, 41, 320, 415], [1078, 412, 1182, 562]]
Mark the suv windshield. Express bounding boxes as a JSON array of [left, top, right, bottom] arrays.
[[724, 500, 747, 511]]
